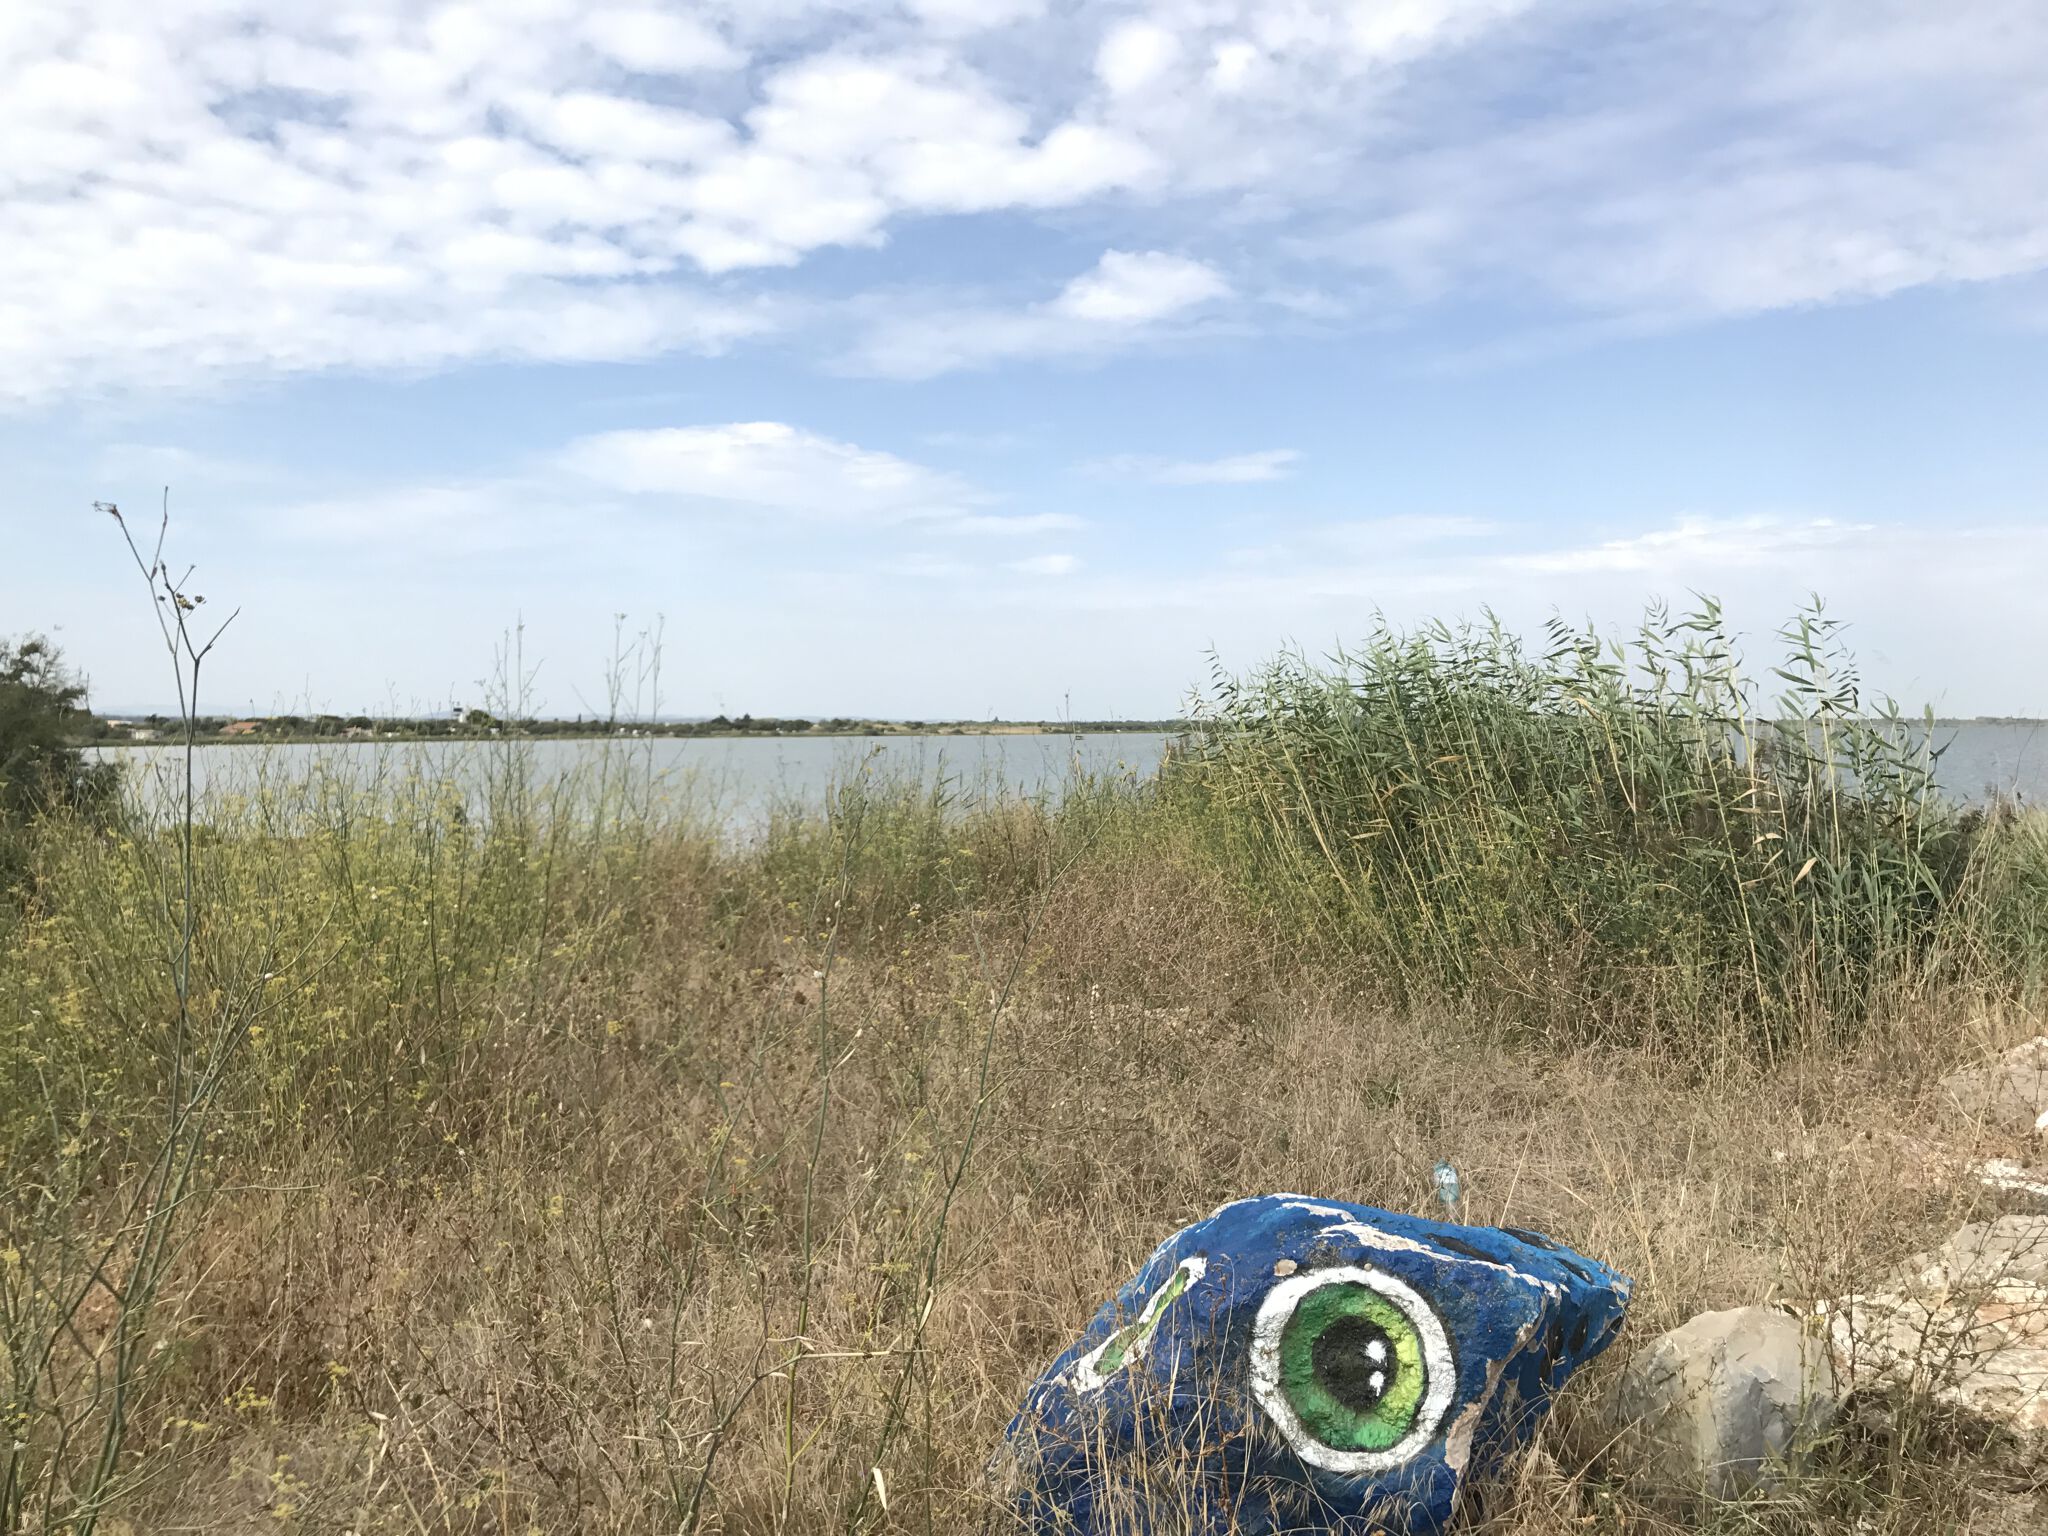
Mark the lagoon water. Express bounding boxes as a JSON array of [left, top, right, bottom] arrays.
[[103, 731, 1183, 828], [102, 720, 2048, 826], [1935, 722, 2048, 800]]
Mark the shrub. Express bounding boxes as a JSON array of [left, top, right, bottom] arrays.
[[0, 635, 115, 826], [0, 635, 117, 891]]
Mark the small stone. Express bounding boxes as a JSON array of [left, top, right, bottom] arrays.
[[1940, 1037, 2048, 1137], [1609, 1306, 1838, 1499]]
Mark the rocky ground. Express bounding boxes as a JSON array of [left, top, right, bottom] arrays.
[[1605, 1037, 2048, 1532]]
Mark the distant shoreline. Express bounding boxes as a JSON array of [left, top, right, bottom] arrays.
[[80, 715, 2048, 747], [85, 717, 1195, 747]]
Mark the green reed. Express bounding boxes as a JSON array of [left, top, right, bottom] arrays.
[[1174, 599, 2041, 1049]]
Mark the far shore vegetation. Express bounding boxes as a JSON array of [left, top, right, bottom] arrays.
[[5, 579, 2048, 1533], [83, 709, 1191, 744], [66, 703, 2048, 750]]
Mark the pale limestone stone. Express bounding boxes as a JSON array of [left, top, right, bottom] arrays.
[[1610, 1306, 1838, 1498]]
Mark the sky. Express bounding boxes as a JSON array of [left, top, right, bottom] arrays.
[[5, 0, 2047, 720]]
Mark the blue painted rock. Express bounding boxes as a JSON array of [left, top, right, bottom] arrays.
[[993, 1194, 1630, 1533]]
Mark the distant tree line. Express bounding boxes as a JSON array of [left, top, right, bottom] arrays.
[[84, 711, 1193, 742]]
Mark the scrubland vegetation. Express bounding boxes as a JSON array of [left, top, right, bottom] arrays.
[[3, 599, 2046, 1533]]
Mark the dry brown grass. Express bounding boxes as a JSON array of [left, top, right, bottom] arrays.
[[32, 838, 2037, 1536]]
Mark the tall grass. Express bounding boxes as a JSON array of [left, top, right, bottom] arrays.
[[1176, 600, 2043, 1049]]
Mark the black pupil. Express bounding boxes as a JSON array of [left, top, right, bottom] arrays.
[[1310, 1315, 1396, 1412]]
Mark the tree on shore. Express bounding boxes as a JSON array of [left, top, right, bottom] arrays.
[[0, 633, 117, 828]]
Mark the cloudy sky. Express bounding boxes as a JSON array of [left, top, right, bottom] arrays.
[[6, 0, 2047, 718]]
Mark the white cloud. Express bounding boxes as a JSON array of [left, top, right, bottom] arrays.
[[1296, 2, 2048, 322], [0, 3, 1161, 399], [1049, 250, 1229, 325], [559, 421, 981, 520], [1088, 448, 1298, 484], [668, 51, 1157, 272], [1013, 515, 2031, 637], [272, 479, 615, 555], [1338, 0, 1534, 65], [1097, 21, 1181, 96], [581, 8, 743, 73], [1010, 553, 1080, 576], [903, 0, 1049, 36], [1208, 39, 1262, 94], [1510, 517, 1875, 575], [507, 91, 733, 163], [4, 1, 2047, 401], [850, 248, 1231, 377], [265, 420, 1083, 555], [249, 417, 1096, 580]]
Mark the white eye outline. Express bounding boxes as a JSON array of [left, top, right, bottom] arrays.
[[1248, 1264, 1457, 1472], [1070, 1256, 1206, 1394]]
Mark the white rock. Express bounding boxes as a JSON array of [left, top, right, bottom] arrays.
[[1829, 1215, 2048, 1436], [1940, 1037, 2048, 1136], [1976, 1158, 2048, 1204], [1610, 1306, 1839, 1498]]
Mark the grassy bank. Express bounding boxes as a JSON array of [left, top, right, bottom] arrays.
[[4, 608, 2046, 1533]]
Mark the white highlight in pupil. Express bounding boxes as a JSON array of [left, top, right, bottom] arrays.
[[1366, 1338, 1388, 1364], [1369, 1369, 1386, 1395]]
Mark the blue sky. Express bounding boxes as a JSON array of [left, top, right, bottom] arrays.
[[5, 0, 2047, 718]]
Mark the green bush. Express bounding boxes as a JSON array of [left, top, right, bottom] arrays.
[[0, 636, 114, 823], [0, 635, 117, 889]]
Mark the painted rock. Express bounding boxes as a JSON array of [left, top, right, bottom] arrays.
[[993, 1194, 1631, 1534]]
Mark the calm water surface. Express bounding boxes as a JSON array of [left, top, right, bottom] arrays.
[[101, 721, 2048, 824], [1936, 722, 2048, 800], [103, 732, 1181, 827]]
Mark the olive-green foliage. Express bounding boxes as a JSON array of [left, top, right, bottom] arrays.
[[0, 742, 1161, 1182], [2, 745, 673, 1177], [742, 758, 1147, 954], [0, 636, 116, 886], [1173, 600, 2040, 1046]]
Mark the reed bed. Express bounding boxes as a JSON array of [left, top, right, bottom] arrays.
[[1176, 602, 2047, 1050]]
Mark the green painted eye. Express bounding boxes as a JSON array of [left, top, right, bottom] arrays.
[[1250, 1265, 1456, 1472], [1070, 1257, 1204, 1393], [1278, 1283, 1427, 1450]]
